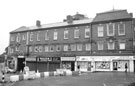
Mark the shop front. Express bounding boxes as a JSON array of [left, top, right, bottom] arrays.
[[77, 56, 92, 72], [61, 57, 75, 71]]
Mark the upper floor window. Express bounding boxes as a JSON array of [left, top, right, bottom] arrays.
[[30, 32, 33, 41], [45, 45, 49, 52], [49, 45, 54, 52], [74, 27, 79, 38], [77, 44, 82, 51], [85, 26, 90, 38], [29, 46, 33, 53], [64, 29, 69, 39], [45, 30, 49, 40], [10, 36, 15, 41], [16, 33, 21, 42], [118, 22, 125, 36], [22, 34, 26, 40], [54, 30, 58, 40], [119, 40, 126, 50], [34, 46, 39, 52], [56, 45, 61, 51], [97, 41, 104, 50], [15, 46, 19, 51], [71, 44, 76, 51], [85, 43, 91, 51], [107, 41, 115, 50], [37, 31, 40, 41], [107, 23, 115, 36], [64, 45, 69, 51], [98, 25, 104, 37], [39, 46, 43, 52]]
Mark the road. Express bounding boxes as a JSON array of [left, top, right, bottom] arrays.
[[2, 72, 135, 86]]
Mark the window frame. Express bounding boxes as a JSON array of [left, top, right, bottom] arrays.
[[54, 30, 58, 40], [107, 23, 115, 36], [74, 27, 79, 38], [44, 45, 49, 52], [30, 32, 33, 41], [64, 29, 69, 39], [97, 25, 104, 37], [97, 41, 104, 50], [107, 41, 115, 50], [56, 45, 61, 51], [37, 31, 40, 41], [118, 22, 125, 36], [45, 30, 49, 41], [77, 44, 82, 51], [85, 26, 90, 38], [49, 45, 54, 52], [71, 44, 76, 51], [85, 43, 91, 51], [16, 33, 21, 42], [64, 45, 69, 51]]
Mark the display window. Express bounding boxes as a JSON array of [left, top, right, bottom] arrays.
[[117, 60, 129, 69], [77, 62, 88, 69], [62, 62, 71, 70], [95, 61, 110, 69]]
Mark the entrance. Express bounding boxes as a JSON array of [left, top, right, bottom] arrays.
[[17, 58, 25, 72], [113, 62, 118, 70], [88, 62, 91, 71], [134, 60, 135, 72]]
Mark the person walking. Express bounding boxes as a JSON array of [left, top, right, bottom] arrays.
[[125, 63, 128, 73]]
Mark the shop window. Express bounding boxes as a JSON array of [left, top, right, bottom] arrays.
[[117, 61, 128, 69], [74, 27, 79, 38], [16, 33, 21, 42], [30, 32, 33, 41], [77, 44, 82, 51], [56, 45, 61, 51], [98, 25, 104, 37], [64, 29, 69, 39], [45, 46, 49, 52], [45, 30, 49, 40], [54, 30, 58, 40], [95, 61, 110, 69], [37, 31, 40, 41], [64, 45, 69, 51], [85, 26, 90, 38], [85, 43, 91, 51], [118, 22, 125, 36], [71, 44, 76, 51], [97, 41, 104, 50], [108, 41, 115, 50], [107, 23, 115, 36]]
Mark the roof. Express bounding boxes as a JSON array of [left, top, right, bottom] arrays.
[[29, 18, 93, 30], [93, 9, 132, 22], [10, 18, 93, 33], [10, 26, 29, 33]]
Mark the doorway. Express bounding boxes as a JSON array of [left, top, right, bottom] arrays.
[[17, 58, 25, 72], [113, 62, 118, 70], [134, 60, 135, 72], [71, 62, 75, 71]]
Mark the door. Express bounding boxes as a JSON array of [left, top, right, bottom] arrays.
[[88, 62, 91, 71], [134, 60, 135, 72], [113, 62, 118, 70]]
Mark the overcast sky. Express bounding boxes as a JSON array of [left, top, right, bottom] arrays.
[[0, 0, 135, 54]]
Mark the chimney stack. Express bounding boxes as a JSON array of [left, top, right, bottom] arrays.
[[36, 20, 41, 27], [67, 15, 73, 24]]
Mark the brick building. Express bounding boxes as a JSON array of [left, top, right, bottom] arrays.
[[8, 10, 135, 72]]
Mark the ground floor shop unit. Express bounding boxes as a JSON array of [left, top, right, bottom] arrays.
[[76, 56, 135, 72]]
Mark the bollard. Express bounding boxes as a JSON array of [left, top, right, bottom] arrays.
[[2, 72, 5, 83]]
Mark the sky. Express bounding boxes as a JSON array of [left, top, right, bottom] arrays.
[[0, 0, 135, 54]]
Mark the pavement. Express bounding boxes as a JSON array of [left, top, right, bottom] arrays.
[[0, 72, 135, 86]]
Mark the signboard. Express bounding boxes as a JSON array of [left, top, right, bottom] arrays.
[[61, 57, 75, 61], [39, 58, 48, 61], [48, 57, 60, 62], [26, 58, 36, 61], [77, 56, 91, 61]]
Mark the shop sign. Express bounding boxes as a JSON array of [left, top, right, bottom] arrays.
[[116, 56, 133, 60], [48, 57, 60, 61], [26, 58, 36, 61], [77, 57, 91, 61], [39, 58, 48, 61], [61, 57, 75, 61]]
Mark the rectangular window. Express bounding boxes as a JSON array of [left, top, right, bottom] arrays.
[[77, 44, 82, 51], [85, 26, 90, 38], [54, 30, 58, 40], [119, 43, 125, 50], [118, 22, 125, 35], [45, 30, 49, 40], [107, 23, 115, 36], [34, 46, 39, 52], [45, 46, 49, 52], [85, 43, 91, 51], [29, 46, 33, 53], [30, 32, 33, 41], [37, 31, 40, 41], [108, 42, 115, 50], [10, 36, 15, 41], [98, 41, 104, 50], [50, 45, 54, 52], [39, 46, 43, 52], [64, 29, 69, 39], [74, 27, 79, 38], [15, 47, 19, 51], [71, 44, 76, 51], [16, 33, 21, 42], [64, 45, 69, 51], [56, 45, 61, 51], [22, 34, 26, 40], [98, 26, 104, 37]]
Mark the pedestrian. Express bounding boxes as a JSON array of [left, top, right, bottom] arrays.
[[125, 63, 128, 73], [77, 65, 81, 74]]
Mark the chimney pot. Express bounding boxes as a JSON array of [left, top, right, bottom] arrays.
[[36, 20, 41, 27]]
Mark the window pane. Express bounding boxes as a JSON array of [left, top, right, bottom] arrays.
[[86, 43, 91, 51], [98, 42, 103, 50], [98, 26, 103, 37], [119, 43, 125, 50], [77, 44, 82, 51], [45, 46, 49, 52], [64, 30, 68, 39], [54, 31, 58, 40], [71, 44, 76, 51], [64, 45, 68, 51], [85, 27, 90, 38], [108, 42, 115, 50], [56, 45, 61, 51], [74, 29, 79, 38], [119, 23, 125, 35], [45, 30, 49, 40], [107, 24, 114, 36]]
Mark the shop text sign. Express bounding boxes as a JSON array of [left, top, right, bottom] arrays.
[[61, 57, 75, 61]]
